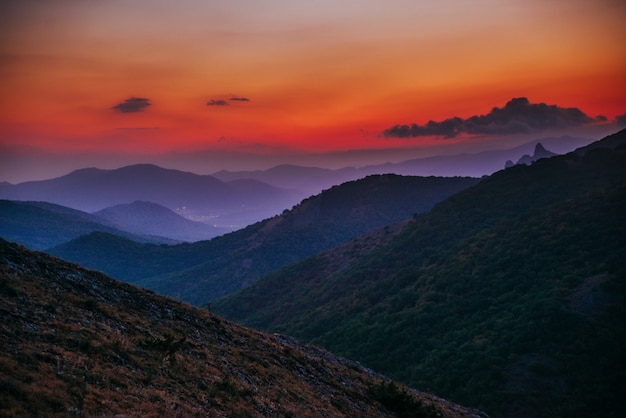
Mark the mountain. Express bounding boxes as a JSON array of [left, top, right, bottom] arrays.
[[49, 175, 479, 304], [0, 238, 485, 417], [94, 200, 227, 242], [213, 164, 354, 190], [212, 136, 593, 200], [504, 142, 557, 168], [0, 164, 298, 229], [0, 200, 175, 250], [213, 164, 363, 202], [376, 135, 593, 175], [213, 129, 626, 417]]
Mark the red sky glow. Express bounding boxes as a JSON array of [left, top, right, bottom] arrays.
[[1, 0, 625, 182]]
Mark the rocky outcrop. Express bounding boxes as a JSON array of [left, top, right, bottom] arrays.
[[505, 142, 557, 168]]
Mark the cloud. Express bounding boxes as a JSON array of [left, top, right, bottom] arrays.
[[229, 97, 250, 102], [207, 99, 229, 106], [112, 97, 151, 113], [384, 97, 604, 139], [616, 113, 626, 127]]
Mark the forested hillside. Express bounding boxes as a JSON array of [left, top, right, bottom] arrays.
[[214, 129, 626, 417]]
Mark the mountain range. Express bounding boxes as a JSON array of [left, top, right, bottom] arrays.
[[212, 129, 626, 417], [0, 136, 588, 234], [212, 136, 589, 199], [0, 200, 173, 249], [0, 199, 224, 249], [0, 238, 485, 417], [0, 164, 298, 229], [48, 175, 479, 304]]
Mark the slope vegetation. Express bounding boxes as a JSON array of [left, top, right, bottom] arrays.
[[214, 129, 626, 417], [0, 239, 484, 417]]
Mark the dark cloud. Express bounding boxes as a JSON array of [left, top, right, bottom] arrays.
[[112, 97, 151, 113], [384, 97, 603, 139], [616, 113, 626, 127], [207, 99, 229, 106], [229, 97, 250, 102]]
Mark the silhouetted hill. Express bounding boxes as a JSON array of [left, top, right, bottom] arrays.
[[94, 200, 227, 242], [49, 175, 479, 304], [574, 128, 626, 155], [0, 200, 174, 250], [0, 238, 485, 417], [213, 129, 626, 417], [0, 164, 297, 228]]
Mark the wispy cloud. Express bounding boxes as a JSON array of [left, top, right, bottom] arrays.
[[112, 97, 151, 113], [207, 99, 229, 106], [384, 97, 605, 139], [207, 96, 251, 106]]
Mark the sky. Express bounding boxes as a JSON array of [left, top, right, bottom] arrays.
[[1, 0, 625, 182]]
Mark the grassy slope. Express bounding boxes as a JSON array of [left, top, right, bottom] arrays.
[[214, 132, 626, 417], [0, 239, 484, 417]]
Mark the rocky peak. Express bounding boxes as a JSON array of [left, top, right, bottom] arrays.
[[506, 142, 557, 168]]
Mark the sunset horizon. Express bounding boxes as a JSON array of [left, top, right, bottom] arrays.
[[2, 0, 625, 182]]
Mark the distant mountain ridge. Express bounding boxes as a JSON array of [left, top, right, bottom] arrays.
[[0, 136, 591, 231], [0, 164, 298, 229], [213, 136, 592, 199], [0, 238, 485, 417]]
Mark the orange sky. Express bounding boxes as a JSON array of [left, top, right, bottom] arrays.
[[1, 0, 625, 180]]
